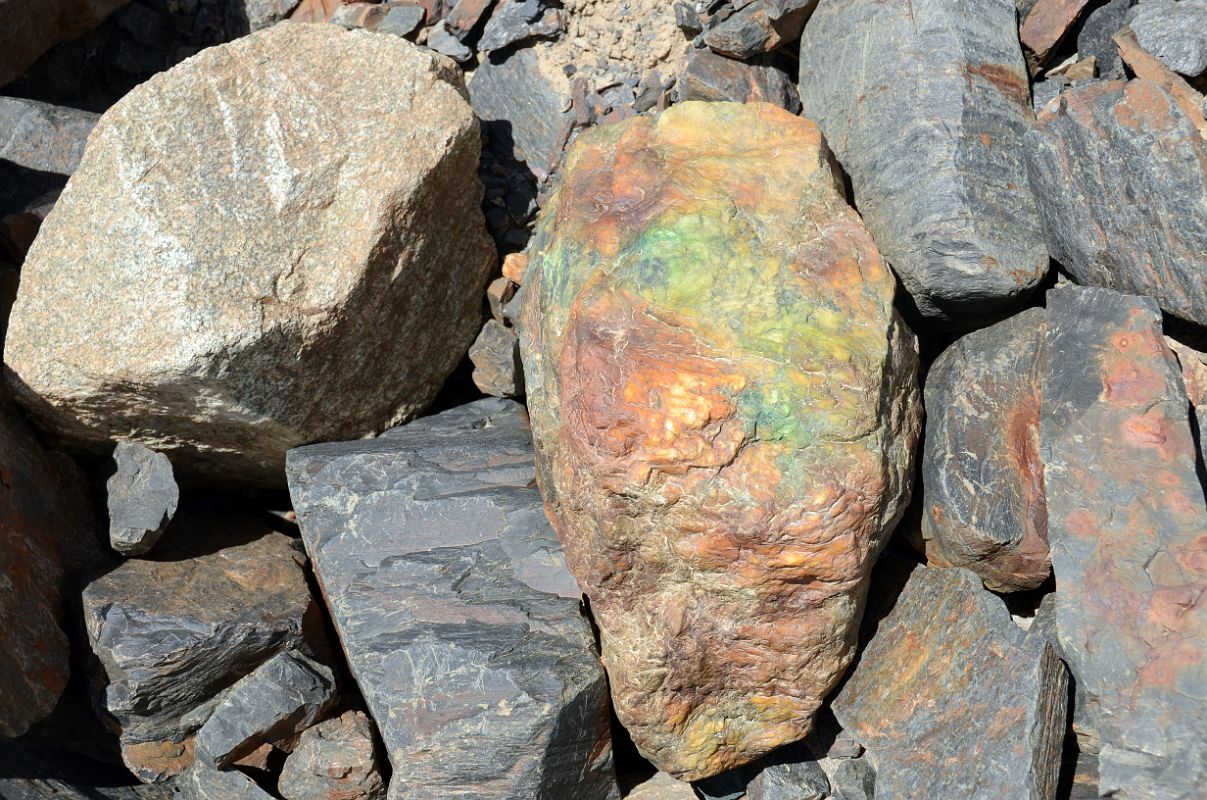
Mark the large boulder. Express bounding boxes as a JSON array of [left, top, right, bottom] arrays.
[[1025, 78, 1207, 327], [287, 399, 619, 800], [0, 403, 94, 738], [518, 101, 922, 780], [921, 308, 1052, 591], [1041, 285, 1207, 799], [0, 0, 132, 87], [4, 23, 494, 486], [81, 515, 322, 781], [799, 0, 1048, 326]]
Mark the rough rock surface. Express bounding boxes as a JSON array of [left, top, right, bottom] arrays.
[[469, 318, 524, 397], [279, 710, 387, 800], [799, 0, 1048, 325], [1025, 78, 1207, 327], [194, 649, 336, 768], [519, 101, 921, 780], [1041, 285, 1207, 799], [0, 404, 93, 737], [1167, 337, 1207, 440], [81, 517, 319, 781], [1020, 0, 1094, 68], [1077, 0, 1134, 80], [832, 565, 1068, 800], [287, 399, 619, 800], [921, 308, 1052, 591], [107, 441, 179, 556], [0, 0, 132, 86], [179, 760, 274, 800], [0, 742, 178, 799], [679, 50, 800, 113], [4, 23, 494, 485], [1130, 0, 1207, 78], [0, 97, 99, 175]]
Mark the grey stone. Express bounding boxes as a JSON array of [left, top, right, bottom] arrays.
[[747, 752, 829, 800], [81, 516, 320, 782], [377, 3, 424, 36], [702, 0, 813, 59], [679, 49, 800, 113], [427, 20, 473, 61], [469, 318, 524, 397], [478, 0, 563, 52], [1032, 75, 1067, 112], [1167, 337, 1207, 445], [107, 441, 179, 556], [921, 308, 1051, 592], [1025, 79, 1207, 326], [1130, 0, 1207, 77], [180, 759, 274, 800], [1077, 0, 1136, 79], [1041, 285, 1207, 800], [226, 0, 302, 34], [279, 710, 387, 800], [287, 398, 619, 800], [0, 97, 99, 175], [1025, 593, 1100, 753], [799, 0, 1048, 326], [194, 649, 336, 768], [821, 757, 875, 800], [3, 24, 495, 487], [832, 565, 1068, 800]]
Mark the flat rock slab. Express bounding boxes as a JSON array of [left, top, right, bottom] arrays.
[[287, 398, 619, 800], [107, 441, 179, 556], [1041, 285, 1207, 799], [4, 23, 494, 486], [1025, 79, 1207, 327], [81, 516, 319, 782], [921, 307, 1051, 591], [832, 565, 1068, 800], [519, 101, 921, 780], [799, 0, 1048, 326]]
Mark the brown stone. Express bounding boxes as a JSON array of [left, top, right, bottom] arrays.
[[519, 101, 922, 780], [1114, 28, 1207, 135], [486, 276, 516, 322], [447, 0, 496, 34], [1021, 0, 1094, 69], [501, 251, 528, 284]]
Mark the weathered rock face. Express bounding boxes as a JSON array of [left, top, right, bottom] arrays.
[[832, 564, 1068, 800], [1130, 0, 1207, 78], [0, 403, 93, 738], [679, 49, 801, 113], [799, 0, 1048, 326], [1041, 285, 1207, 799], [4, 23, 494, 486], [1167, 337, 1207, 442], [0, 97, 99, 175], [519, 101, 921, 780], [1020, 0, 1094, 69], [179, 759, 275, 800], [107, 441, 179, 556], [0, 0, 132, 87], [921, 308, 1051, 591], [469, 318, 524, 397], [81, 517, 319, 781], [287, 399, 619, 800], [1025, 79, 1207, 327], [279, 710, 387, 800]]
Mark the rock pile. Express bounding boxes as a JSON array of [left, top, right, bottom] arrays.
[[1, 2, 1206, 800]]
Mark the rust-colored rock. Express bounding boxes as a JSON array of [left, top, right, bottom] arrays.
[[1021, 0, 1094, 69], [519, 101, 922, 780]]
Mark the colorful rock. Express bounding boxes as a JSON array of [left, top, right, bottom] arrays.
[[519, 101, 922, 779]]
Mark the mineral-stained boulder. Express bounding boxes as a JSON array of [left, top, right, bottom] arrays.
[[194, 649, 336, 768], [1129, 0, 1207, 78], [519, 101, 921, 779], [287, 398, 619, 800], [921, 308, 1052, 591], [0, 404, 93, 737], [81, 516, 320, 781], [832, 565, 1068, 800], [1041, 285, 1207, 799], [1024, 79, 1207, 327], [3, 23, 494, 486], [279, 710, 387, 800], [0, 0, 132, 87], [107, 441, 179, 556], [799, 0, 1048, 326]]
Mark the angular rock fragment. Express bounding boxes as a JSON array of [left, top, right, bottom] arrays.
[[81, 517, 320, 781], [0, 97, 98, 176], [1025, 78, 1207, 326], [469, 318, 524, 397], [833, 565, 1068, 800], [107, 441, 178, 556], [1077, 0, 1134, 80], [0, 405, 93, 737], [226, 0, 302, 34], [520, 101, 921, 779], [287, 399, 619, 800], [701, 0, 814, 59], [1130, 0, 1207, 78], [194, 649, 335, 768], [479, 0, 563, 52], [377, 4, 424, 37], [1167, 337, 1207, 441], [745, 712, 874, 800], [1021, 0, 1094, 69], [279, 710, 387, 800], [921, 308, 1051, 591], [679, 49, 801, 113], [179, 760, 274, 800], [800, 0, 1048, 325], [0, 0, 132, 86], [1041, 285, 1207, 799], [4, 24, 494, 485]]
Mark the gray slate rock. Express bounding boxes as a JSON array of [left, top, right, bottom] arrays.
[[279, 710, 387, 800], [107, 441, 179, 556], [180, 759, 274, 800], [81, 516, 320, 782], [799, 0, 1048, 326], [377, 4, 425, 37], [0, 96, 98, 175], [1077, 0, 1136, 79], [1130, 0, 1207, 77], [679, 49, 801, 113], [287, 398, 619, 800], [427, 20, 474, 61], [469, 318, 524, 397], [1025, 593, 1100, 753], [1025, 79, 1207, 326], [194, 649, 336, 768], [479, 0, 563, 52]]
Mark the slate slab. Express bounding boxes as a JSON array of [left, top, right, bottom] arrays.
[[107, 441, 178, 556]]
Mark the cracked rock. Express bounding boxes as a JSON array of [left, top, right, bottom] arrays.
[[107, 441, 179, 556]]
